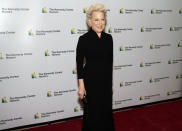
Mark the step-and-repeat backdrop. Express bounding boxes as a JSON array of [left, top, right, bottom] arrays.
[[0, 0, 182, 130]]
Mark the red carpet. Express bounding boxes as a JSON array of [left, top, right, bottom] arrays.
[[22, 99, 182, 131]]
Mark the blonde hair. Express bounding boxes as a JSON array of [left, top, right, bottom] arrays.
[[86, 4, 106, 27]]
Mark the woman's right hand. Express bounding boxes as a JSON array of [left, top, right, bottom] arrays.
[[78, 85, 86, 99]]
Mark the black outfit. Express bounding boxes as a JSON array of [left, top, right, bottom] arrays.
[[76, 28, 115, 131]]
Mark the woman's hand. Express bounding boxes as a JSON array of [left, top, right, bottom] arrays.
[[78, 86, 86, 99], [78, 79, 86, 99]]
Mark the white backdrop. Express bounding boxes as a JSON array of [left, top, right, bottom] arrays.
[[0, 0, 182, 130]]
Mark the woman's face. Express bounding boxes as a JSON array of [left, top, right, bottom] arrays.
[[90, 11, 106, 34]]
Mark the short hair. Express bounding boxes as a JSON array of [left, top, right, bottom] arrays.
[[86, 4, 106, 27]]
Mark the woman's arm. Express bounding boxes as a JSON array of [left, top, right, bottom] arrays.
[[76, 36, 86, 99], [110, 35, 113, 87]]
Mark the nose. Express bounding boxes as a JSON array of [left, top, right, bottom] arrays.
[[98, 20, 102, 25]]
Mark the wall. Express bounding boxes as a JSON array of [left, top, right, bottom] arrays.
[[0, 0, 182, 130]]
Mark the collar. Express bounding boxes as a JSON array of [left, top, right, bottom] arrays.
[[89, 28, 104, 39]]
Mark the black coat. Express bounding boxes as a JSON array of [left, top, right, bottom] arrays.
[[76, 28, 115, 131]]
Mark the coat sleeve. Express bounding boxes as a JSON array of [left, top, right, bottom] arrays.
[[76, 36, 85, 79], [109, 35, 113, 64], [110, 35, 113, 82]]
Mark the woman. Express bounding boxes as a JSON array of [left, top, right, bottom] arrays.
[[76, 4, 115, 131]]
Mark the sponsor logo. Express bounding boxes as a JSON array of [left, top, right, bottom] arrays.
[[10, 95, 35, 102], [119, 46, 124, 51], [120, 80, 142, 87], [41, 7, 74, 13], [149, 78, 153, 83], [71, 28, 76, 34], [176, 74, 182, 79], [47, 91, 53, 97], [139, 94, 160, 100], [179, 9, 182, 14], [167, 90, 182, 96], [0, 30, 15, 35], [170, 26, 174, 31], [168, 59, 182, 64], [178, 41, 182, 47], [72, 68, 77, 74], [151, 8, 172, 14], [151, 8, 155, 14], [71, 28, 87, 34], [74, 106, 79, 112], [28, 29, 60, 36], [141, 26, 144, 32], [120, 82, 124, 87], [108, 27, 112, 33], [176, 74, 179, 79], [0, 117, 23, 125], [114, 64, 133, 70], [149, 77, 169, 83], [120, 8, 124, 14], [167, 91, 171, 96], [2, 97, 8, 103], [140, 62, 144, 67], [170, 26, 182, 31], [34, 113, 40, 119], [3, 52, 32, 59], [1, 95, 36, 103], [28, 29, 34, 36], [42, 7, 48, 13], [34, 110, 64, 119], [0, 75, 20, 82], [119, 45, 143, 51], [139, 96, 143, 100], [45, 50, 50, 56], [32, 71, 62, 79], [114, 99, 133, 105], [140, 61, 161, 67], [44, 49, 75, 56], [120, 8, 143, 14], [83, 8, 87, 13], [32, 72, 37, 79], [108, 27, 133, 33], [150, 43, 171, 49], [141, 26, 163, 32], [0, 53, 4, 59], [168, 59, 172, 64], [150, 44, 154, 49], [48, 89, 77, 97], [1, 8, 30, 13]]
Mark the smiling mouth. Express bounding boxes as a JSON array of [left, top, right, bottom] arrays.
[[97, 27, 103, 29]]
